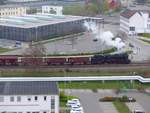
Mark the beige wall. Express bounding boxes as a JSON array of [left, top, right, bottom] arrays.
[[0, 7, 27, 17]]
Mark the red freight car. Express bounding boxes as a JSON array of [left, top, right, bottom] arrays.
[[68, 56, 90, 65], [18, 57, 44, 66], [46, 57, 66, 65], [0, 55, 18, 66]]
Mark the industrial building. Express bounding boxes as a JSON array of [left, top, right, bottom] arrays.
[[0, 81, 59, 113], [0, 14, 92, 42]]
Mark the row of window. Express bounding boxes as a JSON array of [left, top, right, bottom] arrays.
[[0, 96, 48, 102], [0, 11, 26, 16], [1, 111, 54, 113], [0, 7, 26, 11]]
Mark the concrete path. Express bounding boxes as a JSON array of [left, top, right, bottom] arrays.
[[99, 102, 118, 113], [126, 102, 145, 113]]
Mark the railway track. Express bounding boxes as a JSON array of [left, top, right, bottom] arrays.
[[0, 62, 149, 71]]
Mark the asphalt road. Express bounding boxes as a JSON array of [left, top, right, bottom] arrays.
[[65, 90, 150, 113]]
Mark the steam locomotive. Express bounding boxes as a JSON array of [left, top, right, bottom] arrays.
[[0, 53, 131, 66]]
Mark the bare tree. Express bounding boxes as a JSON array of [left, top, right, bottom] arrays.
[[23, 41, 46, 68]]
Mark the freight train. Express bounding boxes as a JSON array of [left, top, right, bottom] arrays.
[[0, 53, 131, 66]]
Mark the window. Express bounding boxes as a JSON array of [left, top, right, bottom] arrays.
[[10, 96, 14, 102], [43, 112, 47, 113], [0, 96, 4, 102], [34, 96, 38, 101], [27, 97, 31, 101], [27, 112, 30, 113], [44, 96, 47, 101], [17, 96, 21, 102], [51, 98, 55, 109], [129, 27, 135, 31]]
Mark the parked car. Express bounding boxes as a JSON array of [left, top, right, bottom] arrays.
[[133, 110, 145, 113], [66, 100, 80, 107]]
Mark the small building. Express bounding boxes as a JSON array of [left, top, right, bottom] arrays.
[[42, 6, 63, 15], [0, 5, 27, 17], [7, 0, 40, 2], [120, 9, 150, 35], [0, 81, 59, 113]]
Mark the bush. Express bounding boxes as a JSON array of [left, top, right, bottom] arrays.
[[121, 95, 128, 102], [99, 96, 115, 102], [99, 96, 136, 102], [92, 89, 98, 93]]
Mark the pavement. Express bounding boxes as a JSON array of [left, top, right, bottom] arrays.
[[126, 36, 150, 61], [99, 102, 118, 113], [64, 89, 150, 113], [126, 102, 145, 112]]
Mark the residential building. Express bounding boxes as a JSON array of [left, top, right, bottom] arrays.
[[0, 5, 27, 17], [7, 0, 41, 2], [0, 81, 59, 113], [120, 9, 150, 35], [42, 6, 63, 15]]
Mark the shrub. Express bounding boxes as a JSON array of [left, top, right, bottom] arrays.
[[92, 89, 98, 93], [99, 96, 115, 102], [121, 95, 128, 102]]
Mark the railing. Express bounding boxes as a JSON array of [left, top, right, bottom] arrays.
[[0, 76, 150, 83]]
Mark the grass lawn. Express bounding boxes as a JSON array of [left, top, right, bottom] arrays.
[[60, 91, 77, 107], [0, 47, 12, 53], [0, 68, 150, 77], [139, 33, 150, 39], [59, 81, 150, 89], [140, 39, 150, 44], [113, 101, 130, 113]]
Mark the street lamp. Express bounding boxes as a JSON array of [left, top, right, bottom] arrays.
[[35, 26, 38, 41]]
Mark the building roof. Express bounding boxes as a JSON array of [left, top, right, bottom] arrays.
[[120, 9, 137, 19], [0, 81, 58, 95], [0, 14, 89, 28]]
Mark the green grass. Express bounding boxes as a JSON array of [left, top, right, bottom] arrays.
[[47, 47, 117, 56], [139, 33, 150, 39], [113, 100, 130, 113], [59, 81, 150, 89], [60, 91, 77, 107], [140, 39, 150, 44], [0, 47, 12, 53], [0, 68, 150, 77]]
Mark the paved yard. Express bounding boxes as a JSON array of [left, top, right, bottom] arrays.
[[64, 89, 150, 113]]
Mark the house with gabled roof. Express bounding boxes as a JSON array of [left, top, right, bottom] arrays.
[[120, 9, 150, 35]]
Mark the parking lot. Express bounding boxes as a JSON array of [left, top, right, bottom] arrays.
[[65, 89, 150, 113]]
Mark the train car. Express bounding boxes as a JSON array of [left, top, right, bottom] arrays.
[[18, 57, 44, 66], [0, 55, 18, 66], [45, 57, 67, 65], [91, 53, 130, 64], [0, 53, 131, 66], [68, 56, 91, 65], [91, 55, 105, 64], [104, 53, 130, 64]]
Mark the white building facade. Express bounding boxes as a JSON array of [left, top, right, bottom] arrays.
[[0, 6, 27, 17], [0, 81, 59, 113], [120, 9, 150, 35], [7, 0, 40, 2], [42, 6, 63, 15]]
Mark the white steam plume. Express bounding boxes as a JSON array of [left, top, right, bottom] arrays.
[[84, 21, 125, 50]]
